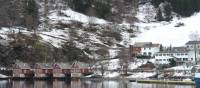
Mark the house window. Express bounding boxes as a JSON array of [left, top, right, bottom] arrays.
[[177, 53, 180, 56], [149, 48, 151, 50], [183, 58, 188, 61], [143, 52, 146, 55], [171, 54, 173, 56], [144, 48, 146, 50], [159, 54, 162, 56], [156, 59, 159, 61], [191, 58, 193, 61], [185, 53, 188, 55], [163, 54, 166, 56], [187, 45, 189, 48], [167, 54, 170, 56], [181, 53, 184, 55], [148, 52, 152, 56]]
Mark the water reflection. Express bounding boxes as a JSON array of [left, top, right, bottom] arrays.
[[0, 79, 195, 88]]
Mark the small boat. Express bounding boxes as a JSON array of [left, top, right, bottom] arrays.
[[194, 65, 200, 87], [129, 79, 136, 82]]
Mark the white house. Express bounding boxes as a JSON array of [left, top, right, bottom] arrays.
[[155, 47, 189, 65], [133, 42, 160, 57], [186, 41, 200, 64]]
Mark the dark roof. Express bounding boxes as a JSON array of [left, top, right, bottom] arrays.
[[186, 41, 200, 45], [53, 63, 71, 69], [14, 63, 31, 69], [158, 47, 188, 53], [71, 61, 90, 68], [34, 63, 53, 69], [134, 42, 160, 48]]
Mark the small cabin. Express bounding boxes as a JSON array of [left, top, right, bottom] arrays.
[[12, 63, 33, 78], [52, 63, 71, 78], [70, 61, 93, 77], [139, 62, 155, 72], [34, 63, 53, 78]]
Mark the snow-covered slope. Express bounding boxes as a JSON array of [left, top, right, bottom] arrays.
[[48, 9, 108, 25], [133, 3, 200, 46]]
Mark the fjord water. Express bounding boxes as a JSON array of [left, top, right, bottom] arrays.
[[0, 80, 195, 88]]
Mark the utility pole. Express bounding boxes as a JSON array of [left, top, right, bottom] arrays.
[[195, 42, 197, 65]]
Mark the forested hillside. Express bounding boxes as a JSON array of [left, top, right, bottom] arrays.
[[0, 0, 200, 67], [152, 0, 200, 17], [0, 0, 138, 67]]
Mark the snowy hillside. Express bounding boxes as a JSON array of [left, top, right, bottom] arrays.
[[133, 2, 200, 46], [48, 9, 108, 25]]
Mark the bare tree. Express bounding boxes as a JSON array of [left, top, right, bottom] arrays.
[[95, 47, 109, 76], [118, 47, 130, 75], [44, 0, 49, 31]]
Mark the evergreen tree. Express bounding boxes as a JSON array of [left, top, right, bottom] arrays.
[[152, 0, 200, 17], [24, 0, 39, 31], [156, 9, 163, 21], [163, 1, 172, 21], [159, 44, 164, 51], [169, 59, 176, 67]]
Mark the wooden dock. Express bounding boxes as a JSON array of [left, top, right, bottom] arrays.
[[137, 80, 195, 85]]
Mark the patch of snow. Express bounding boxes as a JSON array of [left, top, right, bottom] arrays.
[[128, 59, 148, 70], [107, 59, 120, 70], [128, 72, 156, 78], [40, 29, 69, 48], [48, 9, 108, 24], [104, 72, 120, 78], [134, 11, 200, 46], [0, 74, 8, 78], [167, 65, 193, 71], [109, 49, 119, 59]]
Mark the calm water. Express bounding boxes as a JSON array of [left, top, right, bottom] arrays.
[[0, 79, 196, 88]]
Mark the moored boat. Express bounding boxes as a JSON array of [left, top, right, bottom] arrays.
[[194, 65, 200, 87]]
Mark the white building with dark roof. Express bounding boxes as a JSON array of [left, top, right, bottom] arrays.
[[132, 42, 160, 57], [155, 47, 189, 65], [186, 41, 200, 63]]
